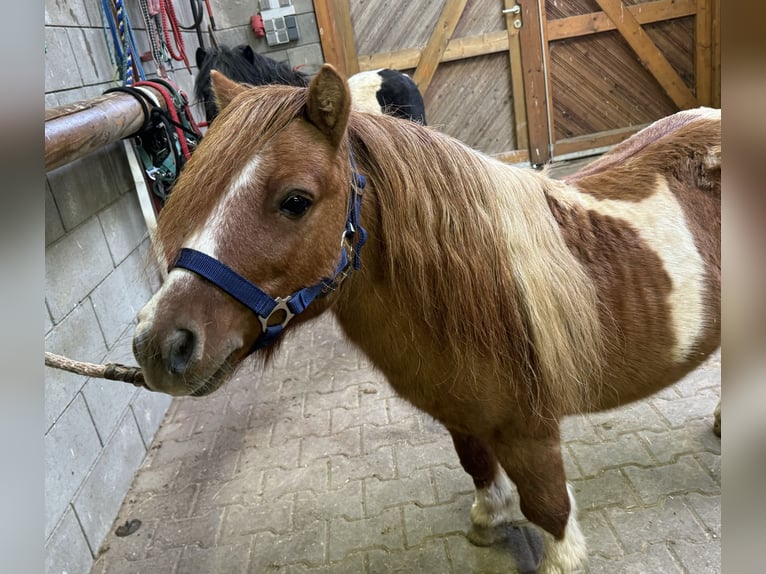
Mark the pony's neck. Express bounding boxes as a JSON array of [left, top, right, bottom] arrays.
[[339, 114, 605, 416]]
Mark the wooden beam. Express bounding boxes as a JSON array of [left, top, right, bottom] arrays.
[[45, 88, 166, 172], [553, 123, 648, 157], [357, 0, 694, 72], [547, 0, 696, 41], [505, 0, 528, 150], [518, 0, 551, 165], [359, 31, 508, 71], [315, 0, 359, 76], [492, 149, 530, 165], [412, 0, 469, 94], [695, 0, 712, 106], [593, 0, 698, 109]]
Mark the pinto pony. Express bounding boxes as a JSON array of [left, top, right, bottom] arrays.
[[194, 44, 426, 125], [133, 65, 721, 573]]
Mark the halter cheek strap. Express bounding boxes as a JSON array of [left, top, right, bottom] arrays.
[[171, 154, 366, 353]]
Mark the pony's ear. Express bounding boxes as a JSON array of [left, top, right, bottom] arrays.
[[195, 46, 207, 69], [210, 70, 248, 112], [240, 45, 255, 64], [305, 64, 350, 148]]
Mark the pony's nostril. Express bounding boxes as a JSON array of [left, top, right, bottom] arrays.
[[166, 329, 197, 375]]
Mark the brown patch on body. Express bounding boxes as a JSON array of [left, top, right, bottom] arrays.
[[547, 114, 721, 407], [545, 194, 678, 408]]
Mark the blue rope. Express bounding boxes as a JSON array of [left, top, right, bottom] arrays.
[[99, 0, 120, 67], [123, 5, 146, 81], [100, 0, 145, 85], [114, 0, 133, 85], [100, 0, 123, 67]]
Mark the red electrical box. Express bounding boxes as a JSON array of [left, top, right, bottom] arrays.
[[251, 14, 265, 38]]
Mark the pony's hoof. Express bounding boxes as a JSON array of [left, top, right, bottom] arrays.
[[467, 524, 502, 547], [713, 401, 721, 437]]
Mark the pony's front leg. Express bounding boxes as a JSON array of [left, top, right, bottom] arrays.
[[449, 430, 515, 546], [494, 432, 587, 574]]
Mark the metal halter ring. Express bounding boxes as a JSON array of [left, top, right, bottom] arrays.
[[257, 296, 295, 331]]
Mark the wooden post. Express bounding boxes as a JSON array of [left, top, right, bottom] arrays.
[[315, 0, 359, 77], [594, 0, 698, 109], [517, 0, 552, 165], [45, 87, 166, 172], [711, 0, 720, 107], [412, 0, 469, 95], [695, 0, 713, 106], [505, 0, 528, 151]]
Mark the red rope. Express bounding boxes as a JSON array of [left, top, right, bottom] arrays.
[[160, 0, 191, 72]]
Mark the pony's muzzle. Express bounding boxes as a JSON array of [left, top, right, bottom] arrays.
[[132, 318, 205, 395]]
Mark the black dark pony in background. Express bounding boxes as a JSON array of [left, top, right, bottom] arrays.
[[195, 44, 426, 125]]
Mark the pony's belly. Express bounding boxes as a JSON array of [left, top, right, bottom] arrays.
[[585, 343, 719, 414]]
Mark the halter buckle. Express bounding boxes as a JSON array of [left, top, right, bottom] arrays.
[[257, 296, 295, 331]]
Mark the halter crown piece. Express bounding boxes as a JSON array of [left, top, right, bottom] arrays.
[[172, 152, 367, 354]]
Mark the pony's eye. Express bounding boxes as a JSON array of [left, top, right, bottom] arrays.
[[279, 194, 313, 218]]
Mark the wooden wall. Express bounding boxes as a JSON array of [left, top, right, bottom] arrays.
[[316, 0, 721, 165]]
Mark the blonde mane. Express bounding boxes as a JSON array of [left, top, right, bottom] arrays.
[[348, 113, 605, 416]]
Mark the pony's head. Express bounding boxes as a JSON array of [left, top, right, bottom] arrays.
[[194, 44, 308, 122], [134, 65, 355, 396]]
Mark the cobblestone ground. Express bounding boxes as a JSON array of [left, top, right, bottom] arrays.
[[91, 312, 721, 574]]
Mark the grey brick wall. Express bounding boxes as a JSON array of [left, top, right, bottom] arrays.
[[45, 1, 324, 573], [208, 0, 325, 76]]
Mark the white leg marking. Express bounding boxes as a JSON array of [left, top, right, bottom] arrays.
[[537, 484, 588, 574], [467, 465, 515, 546], [471, 465, 515, 527]]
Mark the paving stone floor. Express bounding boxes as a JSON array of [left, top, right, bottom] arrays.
[[90, 311, 720, 574]]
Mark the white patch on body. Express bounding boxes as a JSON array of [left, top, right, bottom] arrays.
[[550, 175, 707, 362], [347, 70, 384, 115], [537, 484, 588, 574], [184, 156, 262, 258]]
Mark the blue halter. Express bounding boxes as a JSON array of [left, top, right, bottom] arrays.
[[172, 155, 367, 353]]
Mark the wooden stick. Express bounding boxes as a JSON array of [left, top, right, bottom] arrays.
[[44, 352, 148, 389]]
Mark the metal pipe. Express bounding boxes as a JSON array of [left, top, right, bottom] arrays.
[[45, 87, 166, 172]]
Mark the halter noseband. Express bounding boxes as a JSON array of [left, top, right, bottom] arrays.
[[172, 154, 367, 354]]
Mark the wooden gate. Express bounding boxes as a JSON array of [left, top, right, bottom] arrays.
[[316, 0, 720, 166]]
